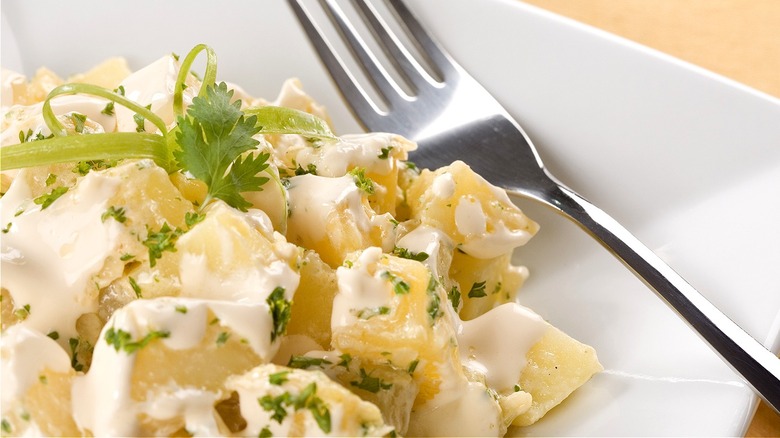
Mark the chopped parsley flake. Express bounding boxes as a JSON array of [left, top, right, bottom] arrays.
[[101, 101, 115, 116], [68, 338, 83, 371], [356, 306, 391, 319], [269, 370, 290, 385], [69, 112, 87, 133], [175, 305, 188, 314], [13, 304, 31, 320], [18, 128, 51, 143], [216, 331, 230, 346], [185, 211, 205, 228], [45, 173, 57, 186], [392, 246, 429, 262], [128, 277, 142, 298], [257, 381, 332, 433], [143, 222, 183, 267], [73, 159, 116, 176], [381, 271, 410, 295], [349, 167, 375, 195], [258, 393, 290, 423], [33, 186, 68, 210], [287, 355, 332, 369], [294, 163, 318, 175], [448, 285, 461, 309], [378, 146, 393, 159], [426, 275, 442, 322], [101, 205, 127, 223], [337, 353, 352, 368], [350, 368, 392, 393], [467, 281, 487, 298], [267, 287, 292, 342], [104, 327, 170, 354], [134, 104, 152, 132]]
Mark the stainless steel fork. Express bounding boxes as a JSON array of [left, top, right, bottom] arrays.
[[288, 0, 780, 412]]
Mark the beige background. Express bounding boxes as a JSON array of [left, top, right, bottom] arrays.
[[518, 1, 780, 436]]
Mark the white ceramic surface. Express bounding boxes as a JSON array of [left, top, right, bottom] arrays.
[[3, 0, 780, 436]]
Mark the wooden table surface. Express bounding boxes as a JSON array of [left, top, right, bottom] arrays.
[[518, 1, 780, 436]]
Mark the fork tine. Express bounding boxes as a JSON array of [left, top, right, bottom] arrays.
[[319, 0, 411, 108], [288, 0, 387, 129], [383, 0, 458, 80], [350, 0, 438, 89]]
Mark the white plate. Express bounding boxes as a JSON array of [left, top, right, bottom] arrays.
[[3, 0, 780, 436]]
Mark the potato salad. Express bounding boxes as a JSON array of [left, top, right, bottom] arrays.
[[0, 46, 601, 437]]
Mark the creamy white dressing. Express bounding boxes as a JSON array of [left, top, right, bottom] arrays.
[[457, 302, 548, 392], [0, 325, 72, 415], [306, 133, 406, 177], [287, 174, 370, 244], [408, 379, 504, 437], [431, 172, 455, 199], [458, 221, 534, 259], [455, 195, 487, 236], [332, 247, 391, 328], [455, 195, 534, 259], [0, 171, 122, 343], [179, 253, 298, 303], [396, 224, 454, 280], [72, 297, 279, 436]]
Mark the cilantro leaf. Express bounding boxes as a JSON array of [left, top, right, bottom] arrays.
[[173, 82, 267, 211]]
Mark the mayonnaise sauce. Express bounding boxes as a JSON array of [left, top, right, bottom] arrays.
[[455, 195, 534, 259], [286, 174, 370, 244], [331, 247, 391, 329], [0, 171, 122, 344], [457, 302, 548, 392]]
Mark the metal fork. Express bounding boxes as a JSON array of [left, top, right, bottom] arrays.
[[288, 0, 780, 412]]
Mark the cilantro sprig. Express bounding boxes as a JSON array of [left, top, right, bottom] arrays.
[[173, 82, 269, 211]]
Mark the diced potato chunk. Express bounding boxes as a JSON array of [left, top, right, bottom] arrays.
[[331, 248, 461, 406], [450, 251, 528, 320], [512, 326, 603, 426], [67, 57, 131, 89], [406, 160, 538, 260], [286, 250, 338, 349], [225, 363, 395, 437]]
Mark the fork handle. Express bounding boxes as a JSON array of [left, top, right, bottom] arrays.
[[538, 182, 780, 414]]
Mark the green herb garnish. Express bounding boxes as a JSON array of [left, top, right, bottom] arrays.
[[467, 281, 487, 298], [267, 287, 292, 342], [104, 327, 170, 354], [392, 246, 429, 262]]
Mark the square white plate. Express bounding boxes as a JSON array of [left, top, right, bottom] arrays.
[[3, 0, 779, 435]]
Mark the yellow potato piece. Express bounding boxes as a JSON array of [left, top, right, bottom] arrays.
[[286, 250, 338, 349], [513, 326, 603, 426], [67, 57, 131, 89]]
